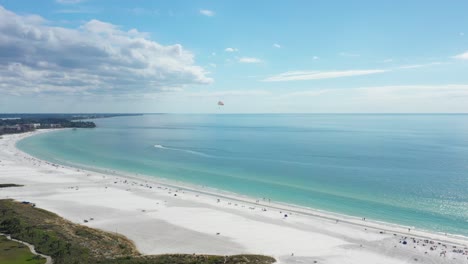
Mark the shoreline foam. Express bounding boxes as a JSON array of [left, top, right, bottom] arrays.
[[1, 129, 467, 263]]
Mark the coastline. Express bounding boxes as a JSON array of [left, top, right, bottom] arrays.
[[1, 129, 467, 263]]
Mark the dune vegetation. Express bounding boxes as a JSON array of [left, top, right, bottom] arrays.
[[0, 199, 275, 264]]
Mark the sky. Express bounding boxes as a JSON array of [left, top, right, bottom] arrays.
[[0, 0, 468, 113]]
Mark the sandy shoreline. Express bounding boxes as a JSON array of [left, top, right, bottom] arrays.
[[1, 130, 467, 263]]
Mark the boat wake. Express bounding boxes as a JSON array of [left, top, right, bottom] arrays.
[[154, 144, 212, 157]]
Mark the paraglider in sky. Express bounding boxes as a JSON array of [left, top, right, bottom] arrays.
[[218, 101, 224, 106]]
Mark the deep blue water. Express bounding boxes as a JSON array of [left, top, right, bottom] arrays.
[[17, 114, 468, 236]]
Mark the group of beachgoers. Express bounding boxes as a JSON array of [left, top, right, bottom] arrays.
[[58, 174, 468, 262], [398, 236, 468, 261], [62, 171, 468, 261]]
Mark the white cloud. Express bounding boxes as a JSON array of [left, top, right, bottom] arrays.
[[312, 56, 319, 60], [54, 7, 97, 14], [273, 43, 281, 48], [224, 47, 238, 52], [0, 6, 212, 96], [381, 59, 393, 63], [397, 62, 442, 69], [209, 63, 217, 68], [199, 9, 215, 16], [239, 57, 262, 63], [460, 32, 465, 36], [453, 51, 468, 60], [263, 69, 386, 82], [263, 62, 443, 83]]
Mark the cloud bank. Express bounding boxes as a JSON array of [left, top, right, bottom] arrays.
[[224, 47, 238, 52], [199, 9, 215, 16], [0, 6, 212, 95], [453, 51, 468, 60], [263, 69, 386, 82], [239, 57, 262, 63]]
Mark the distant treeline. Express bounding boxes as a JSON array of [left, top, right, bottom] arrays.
[[0, 113, 142, 120], [0, 113, 144, 135], [0, 118, 95, 128]]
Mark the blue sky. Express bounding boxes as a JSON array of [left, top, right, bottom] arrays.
[[0, 0, 467, 113]]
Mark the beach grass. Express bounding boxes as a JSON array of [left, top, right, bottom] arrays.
[[0, 199, 275, 264], [0, 236, 46, 264], [0, 199, 139, 263]]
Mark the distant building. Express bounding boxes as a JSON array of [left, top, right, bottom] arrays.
[[0, 124, 36, 134], [20, 124, 35, 131], [4, 125, 21, 133], [40, 123, 62, 129]]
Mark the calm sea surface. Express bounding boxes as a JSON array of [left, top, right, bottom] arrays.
[[17, 114, 468, 236]]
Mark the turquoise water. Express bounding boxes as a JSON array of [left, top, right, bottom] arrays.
[[17, 114, 468, 236]]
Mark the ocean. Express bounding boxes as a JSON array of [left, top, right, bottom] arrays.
[[16, 114, 468, 236]]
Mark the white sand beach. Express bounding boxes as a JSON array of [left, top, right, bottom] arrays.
[[1, 130, 467, 264]]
